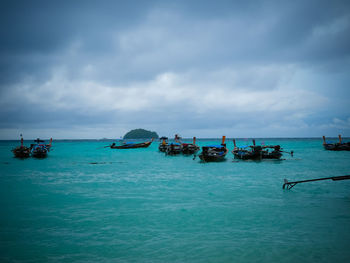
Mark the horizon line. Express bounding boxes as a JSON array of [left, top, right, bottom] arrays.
[[1, 136, 349, 141]]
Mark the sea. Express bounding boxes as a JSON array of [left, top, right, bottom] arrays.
[[0, 138, 350, 263]]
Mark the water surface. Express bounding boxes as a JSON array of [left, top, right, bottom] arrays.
[[1, 138, 349, 262]]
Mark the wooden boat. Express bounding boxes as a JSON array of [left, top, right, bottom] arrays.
[[182, 137, 200, 155], [198, 136, 228, 162], [165, 134, 183, 155], [158, 137, 168, 152], [12, 136, 30, 158], [166, 143, 182, 155], [261, 145, 283, 159], [110, 139, 153, 149], [262, 145, 294, 159], [323, 135, 350, 151], [232, 139, 262, 160], [30, 138, 52, 158]]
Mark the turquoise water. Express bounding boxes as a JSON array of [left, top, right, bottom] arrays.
[[1, 138, 350, 263]]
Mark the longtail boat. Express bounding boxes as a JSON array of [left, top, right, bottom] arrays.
[[166, 142, 182, 155], [12, 135, 31, 158], [323, 135, 350, 151], [158, 137, 168, 152], [110, 139, 153, 149], [198, 136, 228, 162], [262, 145, 294, 159], [165, 134, 182, 155], [232, 139, 262, 160], [261, 145, 283, 159], [30, 138, 52, 158], [182, 137, 200, 155]]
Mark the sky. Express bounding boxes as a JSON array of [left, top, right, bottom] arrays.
[[0, 0, 350, 139]]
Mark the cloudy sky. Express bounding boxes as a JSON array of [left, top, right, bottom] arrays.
[[1, 0, 350, 139]]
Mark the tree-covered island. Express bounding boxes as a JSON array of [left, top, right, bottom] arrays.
[[123, 129, 159, 139]]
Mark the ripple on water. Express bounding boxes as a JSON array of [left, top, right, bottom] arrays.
[[1, 139, 350, 262]]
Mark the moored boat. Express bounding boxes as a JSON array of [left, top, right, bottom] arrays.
[[198, 136, 228, 162], [12, 135, 30, 158], [166, 143, 182, 155], [261, 145, 283, 159], [323, 135, 350, 151], [158, 137, 168, 152], [182, 137, 200, 155], [110, 139, 153, 149], [232, 139, 262, 160], [30, 138, 52, 158], [165, 134, 183, 155]]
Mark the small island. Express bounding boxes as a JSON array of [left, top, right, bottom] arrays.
[[123, 129, 159, 139]]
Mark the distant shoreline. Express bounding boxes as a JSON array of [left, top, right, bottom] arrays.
[[1, 137, 349, 141]]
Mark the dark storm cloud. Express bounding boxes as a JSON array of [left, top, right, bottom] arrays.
[[1, 0, 349, 84], [0, 0, 156, 84], [0, 0, 350, 139], [0, 0, 154, 52]]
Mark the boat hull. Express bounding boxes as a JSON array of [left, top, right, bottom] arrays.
[[111, 141, 152, 149], [233, 147, 262, 160], [198, 154, 227, 162], [261, 151, 282, 159], [158, 144, 168, 152], [12, 146, 31, 158], [182, 144, 199, 155], [198, 147, 228, 162], [166, 144, 182, 155], [323, 143, 350, 151], [31, 148, 48, 158]]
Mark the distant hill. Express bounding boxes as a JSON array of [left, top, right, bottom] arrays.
[[123, 129, 159, 139]]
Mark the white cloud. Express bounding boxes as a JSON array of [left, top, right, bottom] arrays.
[[4, 64, 327, 118], [331, 117, 350, 129]]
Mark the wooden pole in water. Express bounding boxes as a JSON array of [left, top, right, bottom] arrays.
[[233, 139, 237, 148], [339, 135, 342, 144], [193, 137, 196, 145], [322, 136, 326, 145], [252, 139, 256, 146]]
